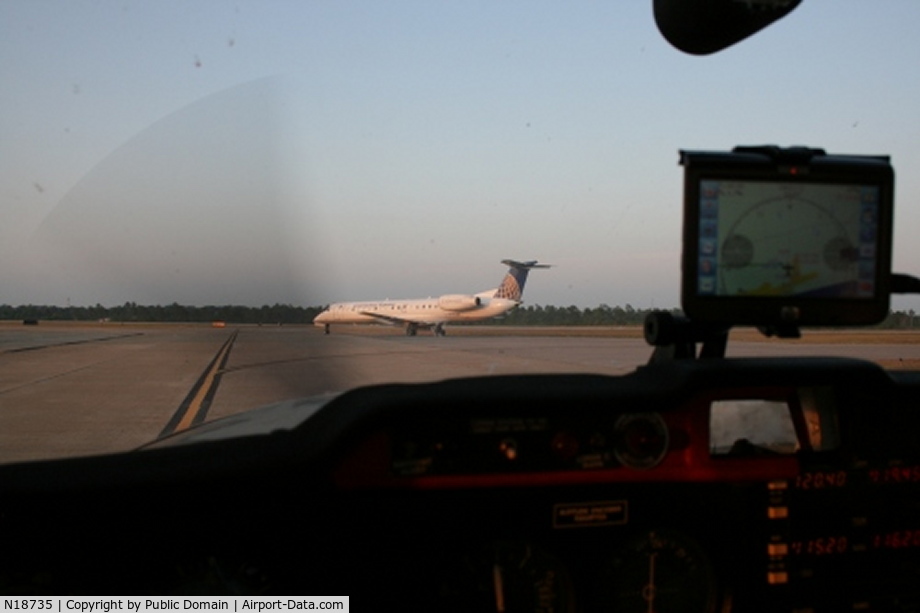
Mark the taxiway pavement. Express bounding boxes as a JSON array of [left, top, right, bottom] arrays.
[[2, 322, 918, 464]]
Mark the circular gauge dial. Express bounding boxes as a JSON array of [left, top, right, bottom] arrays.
[[440, 540, 575, 612], [593, 529, 720, 613], [613, 412, 670, 469]]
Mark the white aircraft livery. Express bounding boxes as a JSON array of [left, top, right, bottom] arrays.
[[313, 259, 550, 336]]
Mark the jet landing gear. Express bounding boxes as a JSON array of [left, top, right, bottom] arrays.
[[404, 323, 446, 336]]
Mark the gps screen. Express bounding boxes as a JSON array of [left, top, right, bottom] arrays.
[[696, 180, 880, 299]]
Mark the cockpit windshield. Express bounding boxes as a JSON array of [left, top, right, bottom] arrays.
[[1, 2, 919, 465]]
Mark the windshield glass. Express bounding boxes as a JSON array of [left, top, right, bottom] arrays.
[[2, 1, 919, 464]]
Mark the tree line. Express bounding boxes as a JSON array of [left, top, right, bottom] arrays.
[[0, 302, 916, 329], [0, 302, 324, 325]]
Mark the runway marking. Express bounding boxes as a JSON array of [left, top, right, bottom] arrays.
[[0, 332, 144, 355], [159, 330, 238, 438], [0, 359, 119, 396]]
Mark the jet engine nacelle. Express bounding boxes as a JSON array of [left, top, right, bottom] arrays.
[[438, 294, 482, 312]]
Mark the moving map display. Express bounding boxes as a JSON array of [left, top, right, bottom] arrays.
[[696, 180, 880, 299]]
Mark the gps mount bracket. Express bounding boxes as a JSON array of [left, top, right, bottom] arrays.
[[644, 311, 731, 363], [645, 268, 920, 363]]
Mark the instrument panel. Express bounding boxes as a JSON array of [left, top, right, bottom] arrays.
[[325, 359, 920, 611], [0, 357, 918, 610]]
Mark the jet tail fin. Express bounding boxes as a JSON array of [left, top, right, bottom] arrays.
[[493, 259, 551, 301]]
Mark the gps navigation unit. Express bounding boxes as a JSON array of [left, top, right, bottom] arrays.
[[680, 146, 894, 327]]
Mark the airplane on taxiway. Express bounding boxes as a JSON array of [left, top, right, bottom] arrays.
[[313, 259, 550, 336]]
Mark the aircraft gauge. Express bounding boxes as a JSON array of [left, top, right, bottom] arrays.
[[593, 528, 720, 613]]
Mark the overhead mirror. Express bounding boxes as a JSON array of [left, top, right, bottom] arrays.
[[654, 0, 802, 55]]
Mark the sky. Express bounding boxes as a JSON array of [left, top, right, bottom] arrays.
[[2, 1, 919, 312]]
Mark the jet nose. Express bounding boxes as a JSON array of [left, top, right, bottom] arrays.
[[313, 311, 331, 324]]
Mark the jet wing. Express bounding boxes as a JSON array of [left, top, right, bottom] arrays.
[[358, 311, 437, 328]]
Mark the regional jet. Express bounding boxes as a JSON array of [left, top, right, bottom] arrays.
[[313, 259, 550, 336]]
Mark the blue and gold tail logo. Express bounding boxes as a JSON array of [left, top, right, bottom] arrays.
[[493, 260, 549, 301], [495, 272, 525, 301]]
